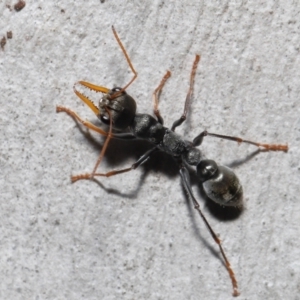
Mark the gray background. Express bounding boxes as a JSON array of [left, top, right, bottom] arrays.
[[1, 1, 299, 299]]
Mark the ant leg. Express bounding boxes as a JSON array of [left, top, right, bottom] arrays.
[[90, 108, 113, 177], [56, 106, 114, 182], [193, 130, 288, 152], [57, 106, 139, 183], [72, 147, 158, 182], [56, 106, 109, 136], [179, 165, 240, 297], [70, 107, 114, 183], [171, 54, 200, 131], [57, 106, 136, 141], [153, 70, 171, 124], [112, 26, 137, 95]]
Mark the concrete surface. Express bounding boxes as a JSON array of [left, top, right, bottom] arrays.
[[1, 1, 299, 300]]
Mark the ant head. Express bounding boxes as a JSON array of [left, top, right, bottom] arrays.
[[197, 160, 243, 207], [99, 87, 137, 130]]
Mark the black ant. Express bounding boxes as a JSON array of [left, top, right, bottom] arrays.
[[56, 26, 288, 297]]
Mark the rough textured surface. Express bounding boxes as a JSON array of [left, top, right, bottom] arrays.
[[1, 1, 299, 299]]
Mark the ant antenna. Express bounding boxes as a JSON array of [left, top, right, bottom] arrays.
[[111, 26, 138, 98]]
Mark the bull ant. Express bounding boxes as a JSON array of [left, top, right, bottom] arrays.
[[56, 26, 288, 297]]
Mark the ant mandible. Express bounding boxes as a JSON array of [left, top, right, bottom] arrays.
[[56, 26, 288, 297]]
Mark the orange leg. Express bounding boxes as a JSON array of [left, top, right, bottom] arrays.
[[152, 70, 171, 124], [56, 106, 115, 183], [74, 147, 158, 181], [56, 106, 108, 136], [70, 108, 114, 183], [208, 132, 288, 151], [193, 130, 288, 152], [179, 166, 240, 297], [171, 54, 200, 131]]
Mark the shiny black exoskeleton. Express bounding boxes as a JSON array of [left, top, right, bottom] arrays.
[[103, 88, 243, 207], [57, 27, 287, 297]]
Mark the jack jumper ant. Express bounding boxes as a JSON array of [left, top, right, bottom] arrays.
[[56, 26, 288, 297]]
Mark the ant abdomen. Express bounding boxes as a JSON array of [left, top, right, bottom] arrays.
[[197, 159, 243, 207], [99, 87, 137, 130]]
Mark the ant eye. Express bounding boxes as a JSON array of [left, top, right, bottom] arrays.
[[100, 115, 110, 125], [111, 87, 122, 92]]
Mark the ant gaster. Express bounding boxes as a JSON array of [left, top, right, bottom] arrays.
[[56, 26, 288, 297]]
